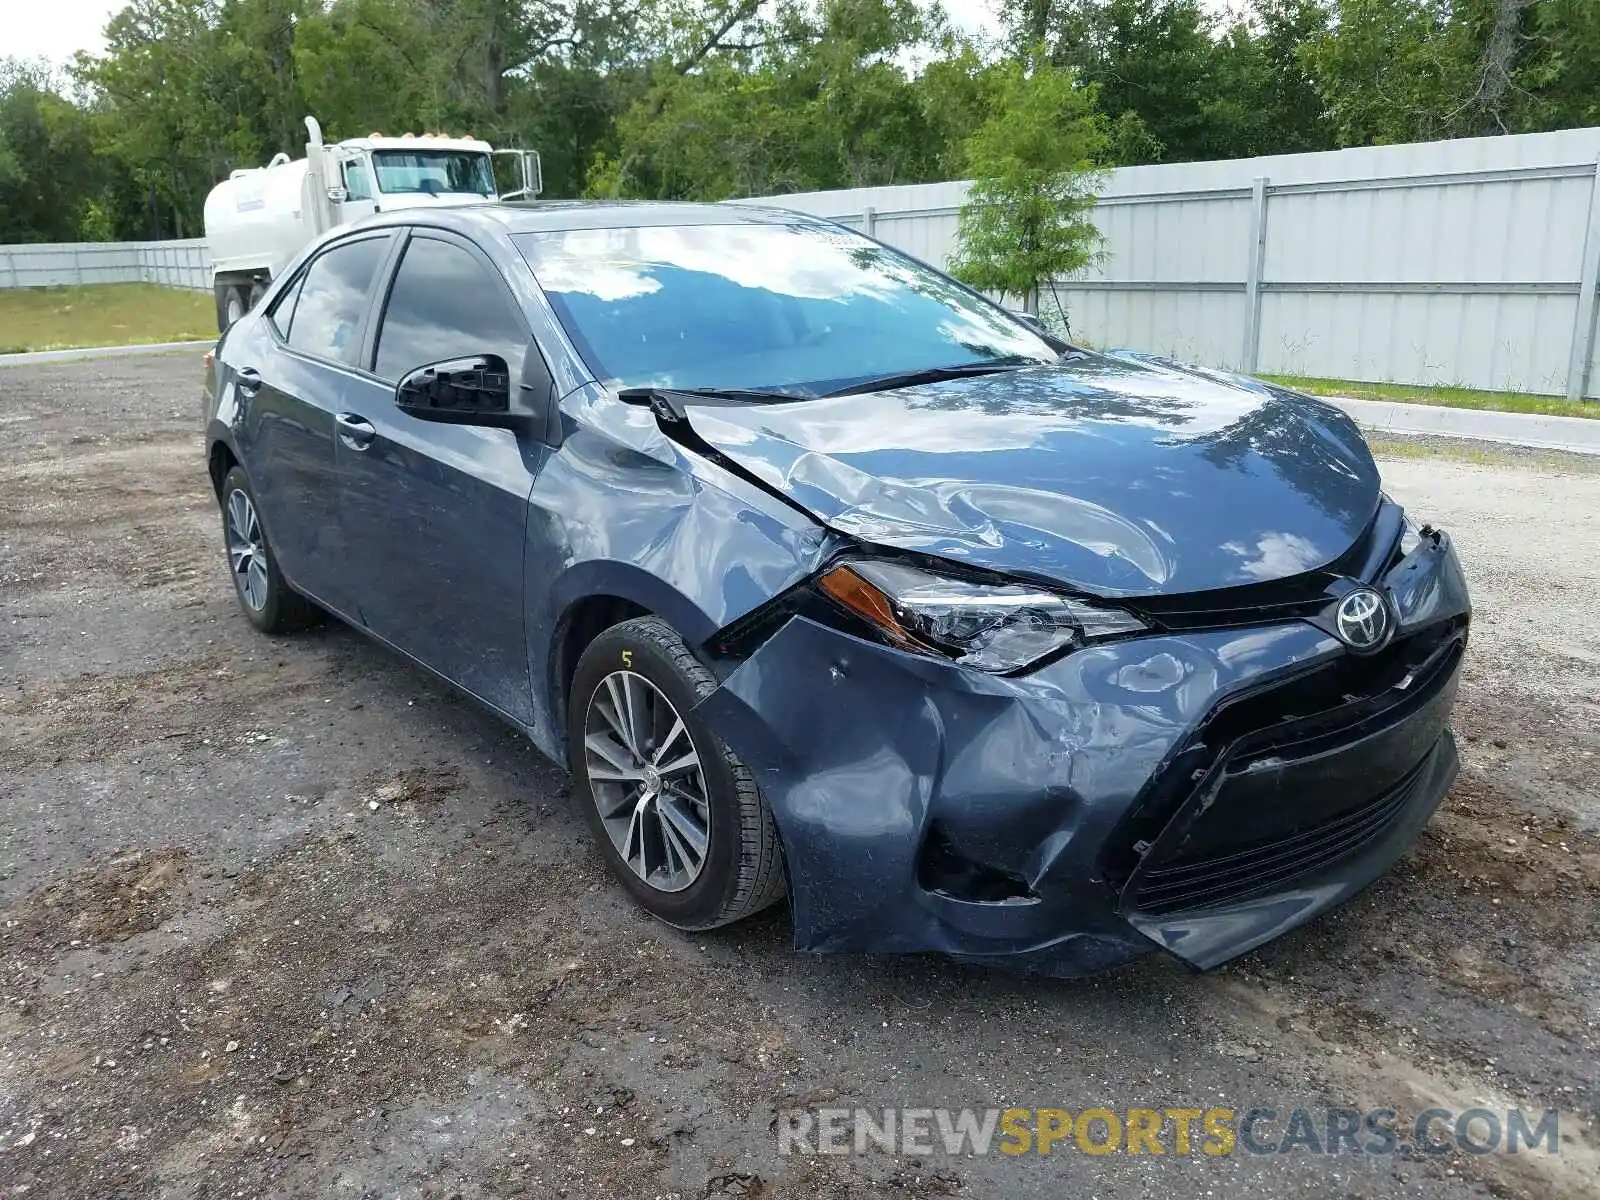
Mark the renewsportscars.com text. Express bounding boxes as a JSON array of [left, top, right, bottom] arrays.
[[777, 1106, 1561, 1158]]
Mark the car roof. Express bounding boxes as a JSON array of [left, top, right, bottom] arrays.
[[354, 200, 832, 237]]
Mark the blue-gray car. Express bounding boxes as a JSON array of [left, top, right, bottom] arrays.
[[202, 202, 1470, 976]]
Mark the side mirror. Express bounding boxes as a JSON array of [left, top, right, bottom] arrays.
[[396, 355, 526, 428], [327, 184, 348, 203]]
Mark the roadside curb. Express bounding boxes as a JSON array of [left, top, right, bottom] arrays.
[[0, 340, 214, 366], [1328, 395, 1600, 457]]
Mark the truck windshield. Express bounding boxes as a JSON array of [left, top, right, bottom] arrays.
[[370, 150, 494, 197], [514, 222, 1058, 395]]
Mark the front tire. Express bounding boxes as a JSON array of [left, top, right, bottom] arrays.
[[219, 466, 316, 634], [567, 617, 786, 930]]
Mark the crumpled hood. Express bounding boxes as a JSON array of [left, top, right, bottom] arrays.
[[679, 351, 1381, 597]]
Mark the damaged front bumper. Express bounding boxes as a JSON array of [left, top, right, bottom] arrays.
[[694, 533, 1470, 976]]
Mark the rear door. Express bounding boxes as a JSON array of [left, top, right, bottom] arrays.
[[334, 229, 545, 725], [239, 231, 394, 615]]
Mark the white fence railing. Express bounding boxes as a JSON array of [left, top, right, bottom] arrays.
[[0, 239, 210, 292], [750, 128, 1600, 401]]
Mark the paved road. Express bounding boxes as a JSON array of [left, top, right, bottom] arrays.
[[0, 351, 1595, 1199]]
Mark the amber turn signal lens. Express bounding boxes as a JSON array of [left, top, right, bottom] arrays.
[[817, 564, 919, 649]]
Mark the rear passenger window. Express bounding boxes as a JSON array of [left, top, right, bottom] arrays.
[[286, 237, 389, 365], [267, 272, 305, 340], [374, 237, 527, 382]]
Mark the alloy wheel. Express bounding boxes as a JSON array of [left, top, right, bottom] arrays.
[[582, 670, 710, 893], [225, 489, 270, 612]]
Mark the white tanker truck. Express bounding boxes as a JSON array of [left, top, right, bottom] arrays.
[[202, 116, 541, 331]]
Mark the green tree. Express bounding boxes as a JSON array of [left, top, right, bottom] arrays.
[[1516, 0, 1600, 129], [1204, 0, 1332, 158], [1008, 0, 1223, 163], [1299, 0, 1600, 145], [1299, 0, 1475, 144], [948, 52, 1106, 314], [1007, 0, 1339, 164], [0, 58, 141, 242], [592, 0, 954, 200]]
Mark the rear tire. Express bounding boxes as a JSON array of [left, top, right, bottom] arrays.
[[567, 616, 786, 930], [247, 280, 266, 310], [215, 284, 248, 333], [219, 466, 317, 635]]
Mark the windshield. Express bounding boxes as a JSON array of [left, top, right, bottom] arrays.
[[514, 222, 1057, 395], [370, 150, 494, 197]]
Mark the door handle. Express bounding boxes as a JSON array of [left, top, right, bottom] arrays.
[[235, 367, 263, 396], [336, 412, 376, 450]]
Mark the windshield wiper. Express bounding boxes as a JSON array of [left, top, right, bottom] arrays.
[[823, 357, 1036, 398], [617, 384, 813, 422]]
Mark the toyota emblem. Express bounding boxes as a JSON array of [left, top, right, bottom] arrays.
[[1335, 588, 1391, 651]]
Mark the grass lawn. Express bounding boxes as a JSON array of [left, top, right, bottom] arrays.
[[1368, 435, 1584, 471], [0, 284, 215, 353], [1264, 373, 1600, 421]]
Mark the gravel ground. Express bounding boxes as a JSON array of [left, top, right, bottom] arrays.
[[1, 351, 1596, 1200]]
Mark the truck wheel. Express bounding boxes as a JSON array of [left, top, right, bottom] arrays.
[[248, 280, 266, 310], [215, 284, 248, 333]]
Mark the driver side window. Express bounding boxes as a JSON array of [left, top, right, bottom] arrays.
[[340, 160, 371, 202], [342, 160, 372, 201], [374, 235, 529, 384]]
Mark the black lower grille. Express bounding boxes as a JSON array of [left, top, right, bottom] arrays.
[[1118, 627, 1463, 917], [1131, 755, 1430, 914]]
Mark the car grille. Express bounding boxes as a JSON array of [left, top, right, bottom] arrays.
[[1115, 620, 1464, 917], [1129, 754, 1432, 915]]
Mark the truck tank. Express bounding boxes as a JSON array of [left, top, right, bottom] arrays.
[[203, 154, 319, 327]]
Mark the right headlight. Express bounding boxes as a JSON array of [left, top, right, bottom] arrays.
[[816, 558, 1148, 674], [1399, 513, 1424, 556]]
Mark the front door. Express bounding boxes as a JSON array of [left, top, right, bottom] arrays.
[[336, 154, 379, 223], [334, 230, 544, 724]]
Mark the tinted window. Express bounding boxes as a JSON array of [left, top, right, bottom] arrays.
[[514, 223, 1056, 394], [374, 237, 528, 382], [286, 237, 389, 365], [267, 271, 305, 339]]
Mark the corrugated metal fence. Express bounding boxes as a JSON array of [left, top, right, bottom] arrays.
[[751, 128, 1600, 401], [0, 239, 210, 292], [3, 128, 1598, 397]]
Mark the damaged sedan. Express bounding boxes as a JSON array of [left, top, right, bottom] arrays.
[[202, 201, 1469, 976]]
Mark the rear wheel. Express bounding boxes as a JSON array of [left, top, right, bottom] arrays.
[[215, 283, 248, 333], [219, 466, 317, 634], [567, 617, 786, 930], [247, 280, 266, 310]]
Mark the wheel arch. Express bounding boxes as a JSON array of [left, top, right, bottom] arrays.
[[207, 436, 240, 503], [542, 563, 721, 755]]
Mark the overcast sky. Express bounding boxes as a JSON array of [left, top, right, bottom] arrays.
[[8, 0, 1009, 66]]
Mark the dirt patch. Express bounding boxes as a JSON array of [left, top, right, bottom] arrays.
[[5, 848, 190, 948], [1406, 774, 1600, 952], [0, 656, 329, 768], [359, 764, 464, 811]]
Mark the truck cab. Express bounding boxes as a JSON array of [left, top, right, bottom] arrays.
[[203, 117, 540, 331]]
